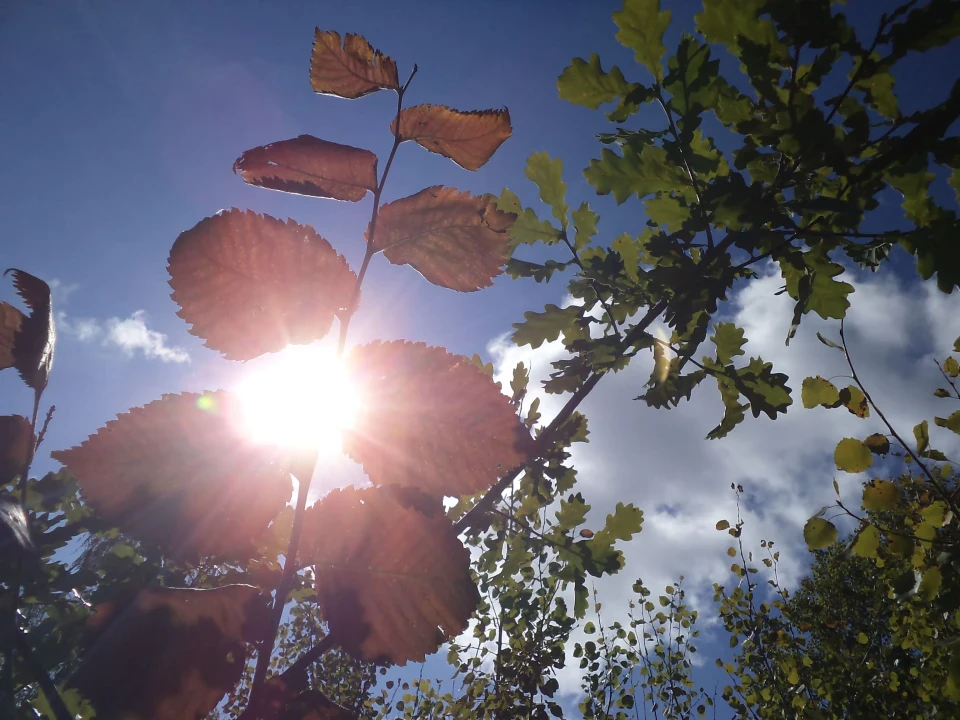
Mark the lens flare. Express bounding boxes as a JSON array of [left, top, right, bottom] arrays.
[[234, 344, 360, 454]]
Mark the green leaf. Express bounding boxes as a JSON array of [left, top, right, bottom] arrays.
[[525, 152, 569, 229], [834, 438, 873, 473], [935, 410, 960, 435], [914, 420, 930, 454], [613, 0, 672, 81], [862, 433, 890, 456], [512, 304, 581, 349], [862, 479, 900, 511], [612, 233, 641, 282], [801, 376, 840, 409], [585, 145, 686, 204], [572, 202, 599, 250], [556, 494, 590, 530], [918, 566, 943, 602], [496, 189, 561, 247], [852, 526, 880, 558], [593, 502, 644, 549], [857, 632, 869, 645], [804, 517, 838, 550], [889, 0, 960, 59], [695, 0, 779, 54], [558, 54, 636, 109], [780, 248, 854, 343], [711, 323, 746, 366]]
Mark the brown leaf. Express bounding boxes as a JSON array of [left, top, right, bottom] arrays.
[[51, 391, 292, 558], [371, 187, 515, 291], [0, 415, 32, 484], [234, 135, 378, 201], [3, 269, 55, 391], [301, 486, 479, 664], [168, 209, 356, 361], [70, 585, 268, 720], [310, 29, 399, 99], [0, 302, 25, 370], [392, 105, 511, 171], [344, 340, 532, 496]]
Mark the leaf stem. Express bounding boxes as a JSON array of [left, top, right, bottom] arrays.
[[337, 64, 418, 356]]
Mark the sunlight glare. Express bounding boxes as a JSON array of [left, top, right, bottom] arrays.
[[235, 344, 360, 454]]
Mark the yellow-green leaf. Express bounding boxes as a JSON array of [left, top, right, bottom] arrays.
[[935, 410, 960, 435], [852, 525, 880, 558], [801, 376, 840, 409], [862, 479, 900, 511], [804, 517, 838, 550], [863, 433, 890, 456], [525, 152, 568, 228], [918, 566, 943, 601], [834, 438, 873, 473], [558, 54, 635, 109], [613, 0, 672, 81], [914, 420, 930, 454]]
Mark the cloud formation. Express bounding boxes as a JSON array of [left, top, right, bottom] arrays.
[[485, 263, 960, 693], [58, 309, 189, 364]]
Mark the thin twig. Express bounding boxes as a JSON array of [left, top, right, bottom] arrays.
[[839, 320, 960, 517], [12, 626, 73, 720]]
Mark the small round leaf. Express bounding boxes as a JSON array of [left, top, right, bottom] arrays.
[[803, 517, 838, 550], [834, 438, 873, 473]]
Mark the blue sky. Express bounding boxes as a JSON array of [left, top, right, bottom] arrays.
[[3, 0, 960, 711]]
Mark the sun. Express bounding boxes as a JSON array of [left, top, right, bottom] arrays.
[[234, 344, 360, 454]]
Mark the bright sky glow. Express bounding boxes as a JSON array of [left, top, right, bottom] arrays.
[[234, 344, 360, 454]]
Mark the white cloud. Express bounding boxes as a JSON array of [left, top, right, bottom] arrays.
[[485, 263, 960, 695], [57, 310, 189, 364]]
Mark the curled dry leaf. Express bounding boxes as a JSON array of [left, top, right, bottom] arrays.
[[371, 186, 516, 291], [300, 486, 479, 665], [51, 391, 291, 558], [234, 135, 378, 201], [69, 585, 268, 720], [344, 340, 532, 496], [0, 414, 32, 483], [310, 29, 399, 99], [392, 104, 511, 171], [2, 269, 55, 391], [168, 209, 356, 361]]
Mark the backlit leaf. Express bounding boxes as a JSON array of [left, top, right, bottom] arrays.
[[711, 323, 746, 366], [525, 152, 569, 228], [834, 437, 873, 473], [233, 135, 377, 201], [168, 209, 356, 361], [495, 189, 561, 247], [585, 145, 686, 204], [915, 420, 930, 454], [392, 105, 511, 171], [310, 29, 399, 99], [343, 341, 532, 496], [301, 486, 479, 664], [839, 385, 869, 418], [0, 414, 32, 483], [558, 54, 635, 109], [804, 517, 838, 550], [863, 479, 900, 512], [572, 202, 599, 250], [918, 566, 943, 602], [69, 585, 268, 720], [513, 304, 581, 349], [51, 391, 292, 558], [935, 410, 960, 435], [0, 301, 25, 370], [801, 376, 839, 409], [371, 187, 514, 291], [852, 525, 880, 558], [614, 0, 672, 81], [3, 269, 55, 391], [863, 433, 890, 456]]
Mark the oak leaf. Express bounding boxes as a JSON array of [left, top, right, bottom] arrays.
[[300, 486, 479, 664], [2, 269, 55, 391], [310, 29, 399, 99], [168, 209, 356, 361], [234, 135, 378, 201], [69, 585, 268, 720], [344, 340, 532, 496], [392, 105, 511, 170], [51, 391, 292, 558], [0, 415, 32, 484], [371, 186, 515, 291]]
